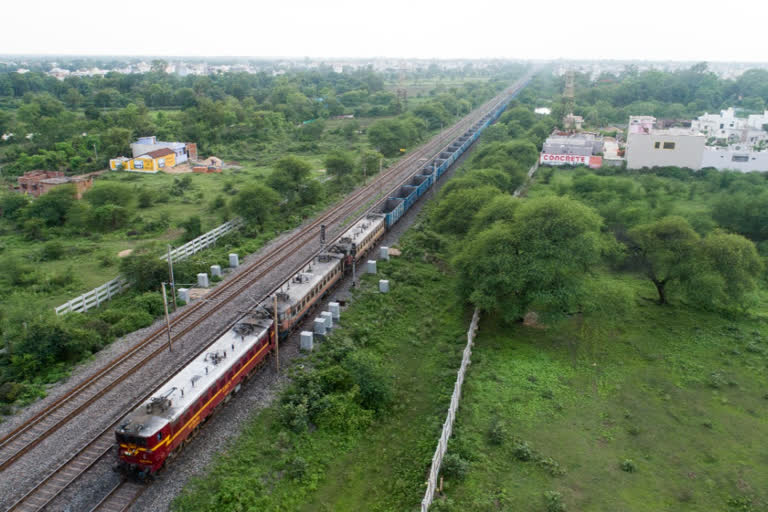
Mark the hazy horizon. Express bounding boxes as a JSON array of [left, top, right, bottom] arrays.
[[4, 0, 768, 63]]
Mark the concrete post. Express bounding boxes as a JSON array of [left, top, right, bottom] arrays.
[[321, 311, 333, 329], [197, 273, 209, 288], [300, 331, 314, 352], [210, 265, 222, 277], [367, 260, 377, 274], [379, 280, 390, 293], [329, 302, 340, 320], [314, 318, 326, 336], [229, 253, 239, 268]]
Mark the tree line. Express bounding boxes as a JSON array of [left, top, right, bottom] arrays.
[[409, 94, 766, 325]]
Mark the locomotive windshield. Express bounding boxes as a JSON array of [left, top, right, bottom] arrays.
[[116, 432, 147, 447]]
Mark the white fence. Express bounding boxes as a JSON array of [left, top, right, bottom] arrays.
[[421, 308, 480, 511], [54, 217, 244, 315], [164, 217, 244, 263], [54, 276, 130, 316]]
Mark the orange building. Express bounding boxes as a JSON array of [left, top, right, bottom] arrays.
[[17, 170, 93, 199]]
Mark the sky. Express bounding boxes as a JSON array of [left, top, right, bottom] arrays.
[[3, 0, 768, 62]]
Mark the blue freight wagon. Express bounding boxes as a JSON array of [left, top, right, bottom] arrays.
[[397, 184, 419, 211], [382, 197, 405, 228]]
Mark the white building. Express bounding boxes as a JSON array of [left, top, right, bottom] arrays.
[[626, 116, 705, 170], [691, 108, 768, 145], [130, 136, 197, 164], [702, 146, 768, 172]]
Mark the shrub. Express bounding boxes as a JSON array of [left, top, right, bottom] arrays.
[[0, 381, 24, 403], [137, 189, 154, 208], [430, 498, 457, 512], [0, 193, 29, 220], [708, 371, 727, 389], [180, 215, 202, 241], [621, 459, 636, 473], [120, 252, 168, 292], [314, 390, 373, 432], [280, 399, 310, 433], [98, 252, 117, 267], [40, 241, 65, 261], [544, 491, 566, 512], [343, 351, 392, 412], [487, 418, 508, 445], [22, 217, 46, 240], [284, 455, 308, 480], [89, 204, 130, 231], [441, 453, 469, 481], [538, 456, 566, 477], [513, 440, 534, 461], [130, 292, 165, 316], [109, 310, 154, 337]]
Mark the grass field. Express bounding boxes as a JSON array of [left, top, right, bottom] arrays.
[[437, 274, 768, 512]]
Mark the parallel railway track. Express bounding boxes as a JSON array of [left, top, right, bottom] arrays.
[[88, 480, 146, 512], [1, 77, 530, 512]]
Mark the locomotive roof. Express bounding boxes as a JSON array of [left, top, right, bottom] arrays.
[[117, 314, 272, 437], [272, 252, 343, 313]]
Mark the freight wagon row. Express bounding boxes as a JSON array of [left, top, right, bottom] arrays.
[[381, 85, 524, 227]]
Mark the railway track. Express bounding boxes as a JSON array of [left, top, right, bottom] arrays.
[[88, 480, 146, 512], [0, 76, 530, 512]]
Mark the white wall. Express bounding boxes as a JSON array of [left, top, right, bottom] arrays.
[[701, 148, 768, 172], [626, 132, 705, 170]]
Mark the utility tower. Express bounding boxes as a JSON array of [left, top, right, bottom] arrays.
[[396, 66, 408, 113], [563, 68, 576, 130]]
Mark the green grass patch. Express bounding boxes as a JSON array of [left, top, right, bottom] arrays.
[[437, 273, 768, 512]]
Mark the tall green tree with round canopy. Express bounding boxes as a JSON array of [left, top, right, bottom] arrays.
[[627, 216, 700, 305], [455, 196, 603, 322]]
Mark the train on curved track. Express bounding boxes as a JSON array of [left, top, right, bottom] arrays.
[[114, 83, 524, 479]]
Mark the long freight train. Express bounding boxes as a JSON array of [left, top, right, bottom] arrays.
[[114, 79, 527, 478]]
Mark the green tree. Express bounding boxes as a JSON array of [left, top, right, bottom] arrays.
[[180, 215, 203, 241], [693, 232, 764, 310], [268, 156, 312, 199], [120, 251, 168, 292], [0, 193, 29, 220], [431, 185, 502, 236], [468, 194, 520, 236], [455, 196, 603, 321], [232, 184, 280, 228], [627, 216, 700, 304], [84, 183, 133, 207], [25, 186, 76, 226], [89, 204, 130, 231], [360, 150, 383, 178], [324, 151, 355, 180]]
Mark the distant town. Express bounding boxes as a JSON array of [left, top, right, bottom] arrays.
[[2, 55, 768, 80]]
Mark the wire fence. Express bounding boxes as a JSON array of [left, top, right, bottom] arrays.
[[421, 308, 480, 512], [54, 217, 244, 315]]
